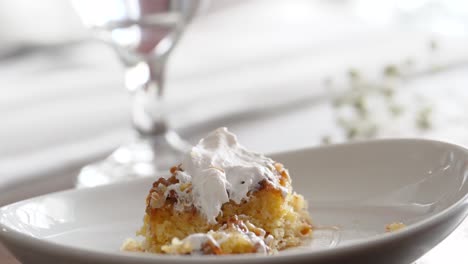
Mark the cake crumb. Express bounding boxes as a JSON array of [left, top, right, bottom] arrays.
[[121, 238, 143, 252], [385, 222, 406, 232]]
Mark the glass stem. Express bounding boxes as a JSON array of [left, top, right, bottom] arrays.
[[126, 59, 168, 137]]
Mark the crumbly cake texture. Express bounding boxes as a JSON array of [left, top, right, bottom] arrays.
[[122, 128, 312, 255]]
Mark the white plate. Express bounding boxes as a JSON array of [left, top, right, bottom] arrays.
[[1, 139, 467, 264]]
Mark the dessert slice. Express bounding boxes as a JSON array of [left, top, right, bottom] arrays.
[[122, 127, 312, 255]]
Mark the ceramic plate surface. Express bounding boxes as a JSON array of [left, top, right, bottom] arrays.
[[1, 139, 467, 264]]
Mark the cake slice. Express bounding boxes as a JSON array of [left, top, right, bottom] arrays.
[[122, 127, 312, 255]]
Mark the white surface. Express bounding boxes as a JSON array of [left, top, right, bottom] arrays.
[[1, 0, 468, 263], [2, 0, 468, 202], [0, 139, 467, 264]]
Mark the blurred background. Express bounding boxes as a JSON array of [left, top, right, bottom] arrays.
[[2, 0, 468, 201], [1, 0, 468, 262]]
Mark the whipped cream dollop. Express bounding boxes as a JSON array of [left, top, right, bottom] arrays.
[[174, 127, 286, 223]]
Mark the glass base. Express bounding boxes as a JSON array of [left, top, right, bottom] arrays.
[[76, 130, 191, 188]]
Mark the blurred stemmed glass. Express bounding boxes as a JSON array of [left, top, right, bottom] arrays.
[[72, 0, 201, 187]]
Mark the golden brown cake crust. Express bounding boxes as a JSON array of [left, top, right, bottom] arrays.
[[135, 163, 312, 254]]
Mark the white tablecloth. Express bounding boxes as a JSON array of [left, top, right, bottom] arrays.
[[1, 1, 467, 263]]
